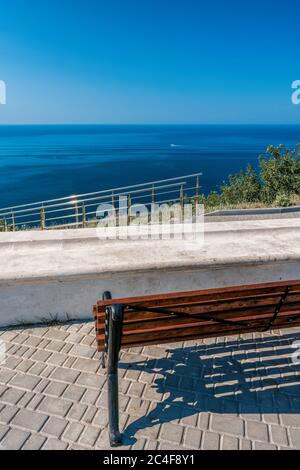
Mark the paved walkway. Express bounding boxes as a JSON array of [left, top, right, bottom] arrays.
[[0, 322, 300, 450]]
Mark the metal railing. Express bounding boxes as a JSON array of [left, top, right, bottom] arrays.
[[0, 172, 203, 231]]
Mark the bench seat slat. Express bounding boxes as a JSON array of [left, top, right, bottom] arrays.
[[96, 311, 300, 350], [96, 316, 300, 350], [96, 307, 300, 339], [96, 297, 280, 324], [95, 280, 300, 312], [95, 288, 300, 322], [95, 294, 300, 332], [94, 280, 300, 351], [97, 306, 300, 336], [96, 293, 283, 317]]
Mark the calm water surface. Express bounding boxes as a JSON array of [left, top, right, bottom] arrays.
[[0, 124, 299, 208]]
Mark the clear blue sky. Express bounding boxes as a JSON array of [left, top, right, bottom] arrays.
[[0, 0, 299, 124]]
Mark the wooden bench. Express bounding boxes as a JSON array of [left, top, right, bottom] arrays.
[[93, 279, 300, 446]]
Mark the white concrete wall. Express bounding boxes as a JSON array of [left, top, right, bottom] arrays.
[[0, 218, 300, 327]]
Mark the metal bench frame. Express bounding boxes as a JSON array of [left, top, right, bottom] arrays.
[[96, 282, 300, 446], [101, 292, 124, 446]]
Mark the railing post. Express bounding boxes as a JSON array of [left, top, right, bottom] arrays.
[[127, 194, 131, 224], [40, 207, 45, 230], [111, 191, 115, 210], [75, 203, 79, 227], [151, 185, 155, 224], [11, 210, 15, 231], [82, 203, 86, 228], [195, 175, 199, 209], [180, 185, 183, 210], [4, 217, 7, 232]]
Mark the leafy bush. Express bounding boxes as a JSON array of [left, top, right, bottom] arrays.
[[204, 191, 224, 208], [203, 144, 300, 210], [221, 164, 261, 205], [274, 193, 291, 207], [259, 144, 300, 203]]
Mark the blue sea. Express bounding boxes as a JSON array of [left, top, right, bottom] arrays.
[[0, 124, 300, 209]]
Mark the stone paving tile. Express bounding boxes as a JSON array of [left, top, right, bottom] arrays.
[[11, 408, 48, 432], [183, 427, 202, 448], [0, 321, 299, 450], [289, 428, 300, 448], [83, 405, 98, 425], [0, 387, 25, 405], [62, 422, 85, 443], [10, 373, 41, 391], [211, 414, 244, 437], [79, 425, 101, 447], [22, 433, 47, 450], [37, 396, 72, 418], [1, 427, 30, 449], [42, 437, 69, 450], [67, 402, 88, 421], [69, 343, 94, 359], [81, 389, 101, 406], [41, 416, 68, 438], [76, 372, 105, 389], [51, 367, 80, 384], [63, 384, 86, 402], [246, 420, 269, 442], [202, 431, 220, 450], [221, 435, 239, 450], [253, 441, 277, 450], [44, 340, 65, 353], [0, 405, 19, 424], [240, 438, 252, 450], [43, 380, 68, 398], [72, 358, 99, 373], [159, 423, 184, 444], [270, 425, 289, 447], [0, 423, 9, 441], [46, 352, 68, 367]]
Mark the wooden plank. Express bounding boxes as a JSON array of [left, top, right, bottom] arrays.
[[96, 288, 300, 320], [95, 294, 300, 334], [96, 304, 278, 334], [95, 289, 295, 320], [96, 309, 300, 350], [96, 280, 300, 310], [122, 295, 282, 319], [93, 279, 300, 351], [95, 317, 300, 351]]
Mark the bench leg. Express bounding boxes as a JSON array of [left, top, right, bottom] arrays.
[[101, 291, 112, 369], [107, 304, 123, 446]]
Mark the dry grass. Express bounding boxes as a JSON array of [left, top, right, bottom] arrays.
[[204, 193, 300, 214]]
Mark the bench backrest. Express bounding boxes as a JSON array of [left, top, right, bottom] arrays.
[[94, 280, 300, 351]]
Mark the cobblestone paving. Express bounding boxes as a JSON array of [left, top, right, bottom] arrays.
[[0, 322, 300, 450]]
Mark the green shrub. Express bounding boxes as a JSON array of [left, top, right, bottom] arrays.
[[274, 193, 291, 207], [221, 164, 261, 204], [203, 144, 300, 210], [259, 144, 300, 203], [204, 191, 224, 209]]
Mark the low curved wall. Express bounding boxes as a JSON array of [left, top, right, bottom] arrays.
[[1, 218, 300, 327]]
